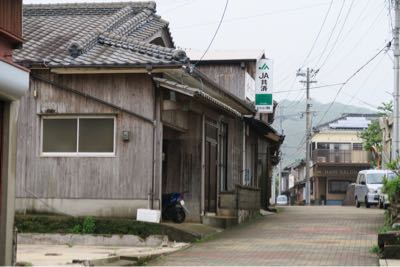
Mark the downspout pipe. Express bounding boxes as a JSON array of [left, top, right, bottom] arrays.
[[148, 70, 158, 210]]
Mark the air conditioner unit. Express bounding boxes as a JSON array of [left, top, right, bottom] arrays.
[[317, 157, 326, 163]]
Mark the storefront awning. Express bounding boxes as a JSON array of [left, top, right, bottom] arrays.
[[153, 77, 242, 117], [244, 117, 284, 143]]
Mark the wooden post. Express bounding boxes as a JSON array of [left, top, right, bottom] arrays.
[[201, 113, 205, 216]]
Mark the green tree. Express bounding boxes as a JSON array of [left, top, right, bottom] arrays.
[[377, 101, 393, 117], [360, 120, 382, 169]]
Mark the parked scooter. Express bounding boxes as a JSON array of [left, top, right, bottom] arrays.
[[162, 192, 189, 223]]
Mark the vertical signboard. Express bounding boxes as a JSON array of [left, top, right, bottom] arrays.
[[255, 59, 273, 113]]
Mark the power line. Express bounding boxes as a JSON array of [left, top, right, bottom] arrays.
[[174, 2, 331, 31], [273, 82, 344, 94], [313, 0, 346, 67], [317, 0, 355, 70], [316, 42, 391, 126], [324, 5, 386, 74], [161, 0, 197, 14], [341, 51, 386, 113], [193, 0, 229, 67], [300, 0, 334, 69]]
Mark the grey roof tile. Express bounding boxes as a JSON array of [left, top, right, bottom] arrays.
[[15, 1, 187, 68]]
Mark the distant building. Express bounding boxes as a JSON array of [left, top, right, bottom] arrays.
[[309, 114, 378, 205], [280, 160, 304, 204]]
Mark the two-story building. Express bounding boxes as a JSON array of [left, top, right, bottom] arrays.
[[309, 114, 376, 205], [0, 0, 30, 265]]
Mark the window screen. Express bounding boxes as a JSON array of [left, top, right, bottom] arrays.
[[79, 118, 114, 152], [43, 119, 77, 152]]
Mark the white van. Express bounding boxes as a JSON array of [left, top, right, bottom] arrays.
[[355, 170, 396, 208]]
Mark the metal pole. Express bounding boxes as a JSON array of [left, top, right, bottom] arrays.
[[392, 0, 400, 160], [278, 106, 284, 196], [305, 68, 311, 205]]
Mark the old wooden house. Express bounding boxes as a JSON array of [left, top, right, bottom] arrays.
[[14, 2, 283, 226]]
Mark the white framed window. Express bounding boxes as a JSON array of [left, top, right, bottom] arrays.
[[41, 115, 116, 157]]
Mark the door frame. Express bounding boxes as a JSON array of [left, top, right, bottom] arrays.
[[204, 119, 218, 214]]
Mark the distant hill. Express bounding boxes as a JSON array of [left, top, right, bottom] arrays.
[[273, 99, 376, 167]]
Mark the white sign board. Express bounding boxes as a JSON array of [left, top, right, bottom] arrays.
[[245, 72, 255, 102], [136, 209, 161, 223], [255, 59, 273, 113]]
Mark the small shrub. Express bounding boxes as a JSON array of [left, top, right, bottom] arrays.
[[82, 217, 96, 234], [370, 244, 381, 254], [70, 224, 82, 234], [378, 225, 392, 234], [383, 175, 400, 202]]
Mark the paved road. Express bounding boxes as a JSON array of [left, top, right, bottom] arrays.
[[152, 206, 383, 266]]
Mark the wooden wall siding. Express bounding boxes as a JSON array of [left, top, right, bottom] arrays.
[[197, 64, 245, 100], [16, 71, 156, 200], [181, 112, 202, 221], [245, 61, 256, 79], [237, 185, 260, 210], [0, 0, 22, 38], [258, 138, 270, 209], [162, 110, 188, 131], [226, 117, 243, 190]]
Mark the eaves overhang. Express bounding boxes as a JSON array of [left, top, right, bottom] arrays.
[[44, 63, 184, 74], [244, 117, 284, 144], [153, 76, 242, 118], [0, 59, 30, 101]]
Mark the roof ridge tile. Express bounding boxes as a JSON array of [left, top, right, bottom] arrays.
[[98, 32, 188, 62], [112, 8, 153, 36], [68, 5, 133, 58]]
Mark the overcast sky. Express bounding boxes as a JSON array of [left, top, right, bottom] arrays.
[[23, 0, 393, 110]]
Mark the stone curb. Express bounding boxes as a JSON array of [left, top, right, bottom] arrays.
[[18, 233, 168, 247]]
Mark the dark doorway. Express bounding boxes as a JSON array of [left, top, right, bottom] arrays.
[[205, 121, 218, 213], [162, 126, 183, 194]]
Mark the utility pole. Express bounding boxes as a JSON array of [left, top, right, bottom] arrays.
[[297, 68, 317, 205], [278, 105, 284, 196], [392, 0, 400, 161]]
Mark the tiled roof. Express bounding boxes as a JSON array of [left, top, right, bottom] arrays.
[[15, 2, 188, 67]]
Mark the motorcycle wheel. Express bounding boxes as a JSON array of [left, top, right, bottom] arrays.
[[173, 207, 186, 223]]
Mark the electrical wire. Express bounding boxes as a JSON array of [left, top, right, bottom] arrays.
[[161, 0, 197, 14], [341, 51, 386, 113], [313, 0, 346, 68], [325, 5, 386, 74], [273, 83, 344, 94], [317, 0, 355, 71], [193, 0, 229, 67], [300, 0, 334, 69], [315, 42, 390, 126], [174, 2, 331, 31]]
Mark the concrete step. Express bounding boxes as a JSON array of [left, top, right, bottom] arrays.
[[218, 208, 236, 217], [202, 215, 238, 229]]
